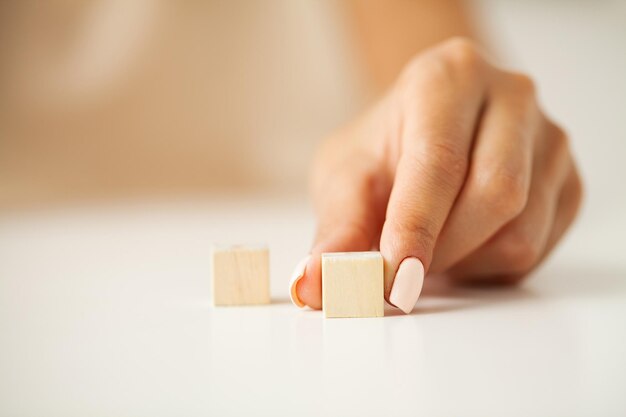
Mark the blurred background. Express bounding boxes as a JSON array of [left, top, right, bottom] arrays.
[[0, 1, 366, 205], [1, 0, 625, 227]]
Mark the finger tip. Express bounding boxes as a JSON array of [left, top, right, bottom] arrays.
[[289, 254, 323, 310], [295, 256, 323, 310], [289, 255, 311, 308], [289, 279, 306, 308]]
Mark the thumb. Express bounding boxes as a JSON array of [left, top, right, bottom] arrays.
[[290, 163, 388, 310]]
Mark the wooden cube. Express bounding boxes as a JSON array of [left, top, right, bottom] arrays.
[[322, 251, 384, 318], [211, 245, 270, 306]]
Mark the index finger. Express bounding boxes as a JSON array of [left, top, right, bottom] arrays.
[[380, 39, 489, 313]]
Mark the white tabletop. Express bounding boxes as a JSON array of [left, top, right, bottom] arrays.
[[1, 196, 625, 417]]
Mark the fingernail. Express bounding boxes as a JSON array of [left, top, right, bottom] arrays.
[[289, 255, 311, 308], [389, 257, 424, 314]]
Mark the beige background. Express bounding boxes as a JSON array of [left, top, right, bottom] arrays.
[[0, 1, 364, 206]]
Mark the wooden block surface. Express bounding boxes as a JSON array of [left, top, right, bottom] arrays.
[[322, 251, 384, 318], [211, 245, 270, 306]]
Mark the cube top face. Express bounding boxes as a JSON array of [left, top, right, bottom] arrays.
[[322, 251, 384, 318], [211, 245, 270, 306], [212, 244, 267, 251], [322, 251, 382, 260]]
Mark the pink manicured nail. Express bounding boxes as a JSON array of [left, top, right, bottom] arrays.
[[389, 257, 424, 314], [289, 255, 311, 308]]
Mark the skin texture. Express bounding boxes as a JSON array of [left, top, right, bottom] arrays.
[[296, 38, 583, 310]]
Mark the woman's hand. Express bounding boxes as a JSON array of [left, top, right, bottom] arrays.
[[289, 38, 583, 313]]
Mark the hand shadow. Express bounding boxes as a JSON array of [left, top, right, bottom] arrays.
[[398, 262, 626, 316]]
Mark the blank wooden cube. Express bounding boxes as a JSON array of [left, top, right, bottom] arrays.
[[211, 245, 270, 306], [322, 251, 384, 318]]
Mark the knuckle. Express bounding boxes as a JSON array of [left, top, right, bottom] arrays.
[[477, 169, 528, 220], [544, 121, 571, 175], [408, 223, 439, 254], [397, 52, 436, 93], [389, 215, 439, 251], [399, 57, 447, 95], [437, 37, 483, 74], [423, 141, 469, 183], [509, 72, 537, 99], [500, 73, 539, 120], [549, 122, 570, 152], [401, 37, 483, 91], [497, 230, 541, 273]]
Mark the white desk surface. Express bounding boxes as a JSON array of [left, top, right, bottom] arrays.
[[1, 196, 625, 417]]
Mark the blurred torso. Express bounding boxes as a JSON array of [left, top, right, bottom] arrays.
[[0, 1, 364, 207]]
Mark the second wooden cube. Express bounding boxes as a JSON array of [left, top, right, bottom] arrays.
[[211, 245, 270, 306], [322, 251, 384, 318]]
